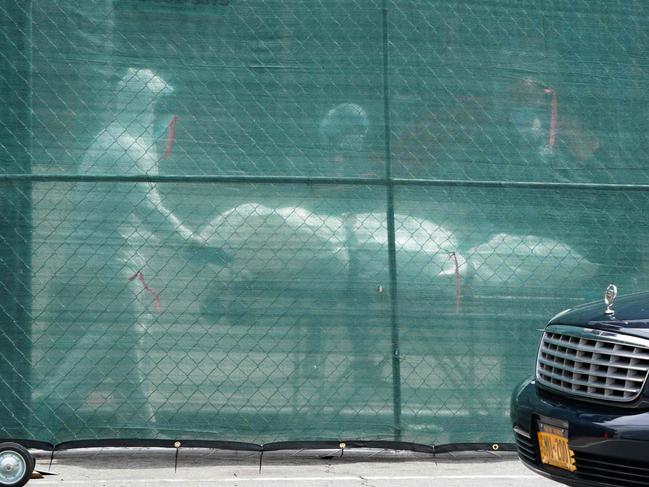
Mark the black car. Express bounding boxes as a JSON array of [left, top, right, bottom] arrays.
[[511, 285, 649, 486]]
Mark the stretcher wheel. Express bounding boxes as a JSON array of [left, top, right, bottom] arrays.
[[0, 443, 33, 487]]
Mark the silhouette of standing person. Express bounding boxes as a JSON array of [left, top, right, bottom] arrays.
[[40, 68, 206, 440]]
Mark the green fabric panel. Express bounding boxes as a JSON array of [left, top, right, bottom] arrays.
[[2, 0, 649, 447]]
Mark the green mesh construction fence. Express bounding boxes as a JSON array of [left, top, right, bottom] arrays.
[[2, 0, 649, 449]]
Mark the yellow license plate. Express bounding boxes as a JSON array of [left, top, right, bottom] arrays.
[[537, 431, 576, 472]]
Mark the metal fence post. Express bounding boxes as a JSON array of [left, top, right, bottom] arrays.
[[0, 0, 33, 439], [381, 1, 402, 441]]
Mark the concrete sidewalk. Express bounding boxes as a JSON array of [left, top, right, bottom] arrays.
[[28, 448, 558, 486]]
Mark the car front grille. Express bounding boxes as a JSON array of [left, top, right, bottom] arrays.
[[513, 427, 538, 465], [574, 452, 649, 486], [536, 325, 649, 402], [516, 429, 649, 485]]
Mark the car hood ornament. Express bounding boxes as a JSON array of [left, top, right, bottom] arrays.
[[604, 284, 618, 315]]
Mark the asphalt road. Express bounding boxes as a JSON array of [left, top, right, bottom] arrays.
[[28, 448, 558, 487]]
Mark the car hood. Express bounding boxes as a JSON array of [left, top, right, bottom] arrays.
[[548, 291, 649, 340]]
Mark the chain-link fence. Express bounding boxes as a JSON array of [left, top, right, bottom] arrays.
[[2, 0, 649, 450]]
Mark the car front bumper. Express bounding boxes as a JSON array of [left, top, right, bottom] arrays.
[[511, 378, 649, 486]]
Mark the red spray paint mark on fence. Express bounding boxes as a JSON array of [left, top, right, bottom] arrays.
[[129, 271, 161, 313], [544, 88, 558, 148], [162, 115, 177, 160], [448, 252, 462, 314]]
